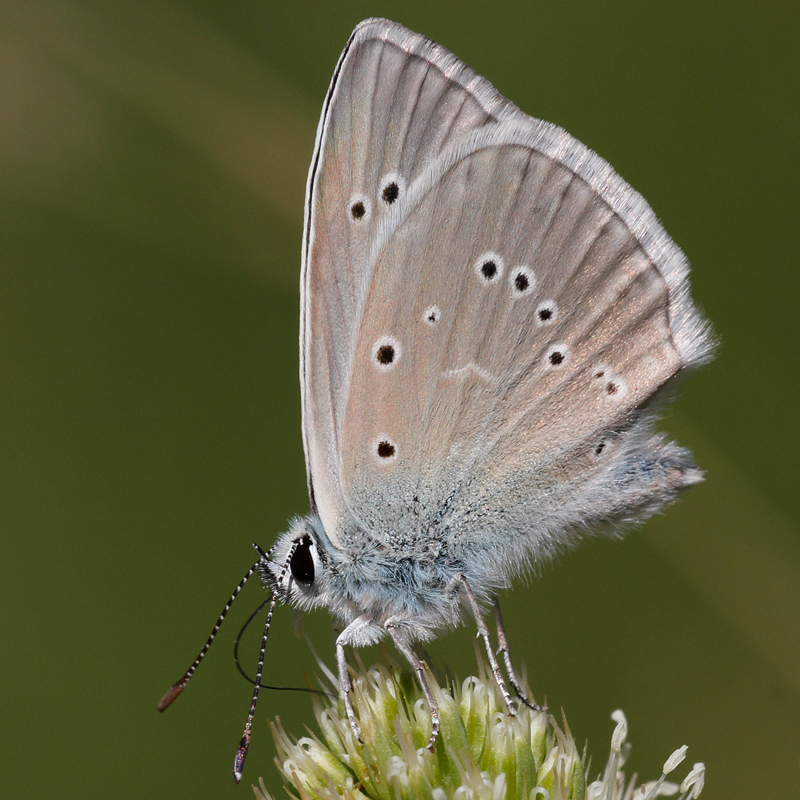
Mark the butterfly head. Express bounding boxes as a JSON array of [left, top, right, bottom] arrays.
[[260, 516, 336, 613]]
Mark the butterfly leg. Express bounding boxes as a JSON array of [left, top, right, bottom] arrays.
[[335, 641, 361, 742], [493, 598, 546, 712], [460, 575, 516, 716], [385, 620, 440, 751], [335, 616, 378, 743]]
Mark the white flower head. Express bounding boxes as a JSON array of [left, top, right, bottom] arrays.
[[680, 763, 706, 798], [610, 709, 628, 754], [663, 745, 688, 775], [254, 658, 705, 800]]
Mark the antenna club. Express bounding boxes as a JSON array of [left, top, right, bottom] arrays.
[[233, 731, 250, 783], [157, 682, 184, 712]]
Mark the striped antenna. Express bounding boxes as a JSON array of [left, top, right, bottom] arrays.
[[232, 538, 299, 783], [157, 545, 273, 712]]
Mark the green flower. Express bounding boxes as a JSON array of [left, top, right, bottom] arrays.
[[254, 656, 704, 800]]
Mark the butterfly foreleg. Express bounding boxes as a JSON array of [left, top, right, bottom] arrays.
[[493, 598, 546, 712], [385, 619, 440, 751]]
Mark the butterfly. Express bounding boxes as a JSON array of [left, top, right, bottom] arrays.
[[160, 18, 714, 782]]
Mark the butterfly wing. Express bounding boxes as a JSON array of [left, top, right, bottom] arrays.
[[302, 19, 714, 558], [301, 19, 519, 544]]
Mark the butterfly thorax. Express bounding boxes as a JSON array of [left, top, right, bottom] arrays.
[[264, 513, 512, 642]]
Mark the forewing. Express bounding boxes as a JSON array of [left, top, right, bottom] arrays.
[[301, 19, 517, 542]]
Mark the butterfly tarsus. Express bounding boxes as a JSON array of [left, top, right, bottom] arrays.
[[336, 640, 362, 743], [493, 600, 547, 713], [460, 576, 516, 716], [386, 622, 440, 751]]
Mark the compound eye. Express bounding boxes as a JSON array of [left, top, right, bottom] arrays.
[[289, 537, 314, 585]]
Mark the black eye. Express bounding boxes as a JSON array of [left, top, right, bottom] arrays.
[[290, 537, 314, 584]]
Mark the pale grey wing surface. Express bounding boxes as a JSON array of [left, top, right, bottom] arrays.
[[301, 19, 519, 543], [338, 118, 714, 561]]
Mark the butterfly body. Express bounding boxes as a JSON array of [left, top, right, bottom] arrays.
[[266, 515, 463, 644]]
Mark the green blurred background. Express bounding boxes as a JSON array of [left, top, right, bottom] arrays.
[[2, 1, 798, 797]]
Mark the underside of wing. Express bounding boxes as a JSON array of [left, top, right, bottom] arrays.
[[301, 19, 519, 542], [337, 120, 713, 558], [302, 20, 713, 558]]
